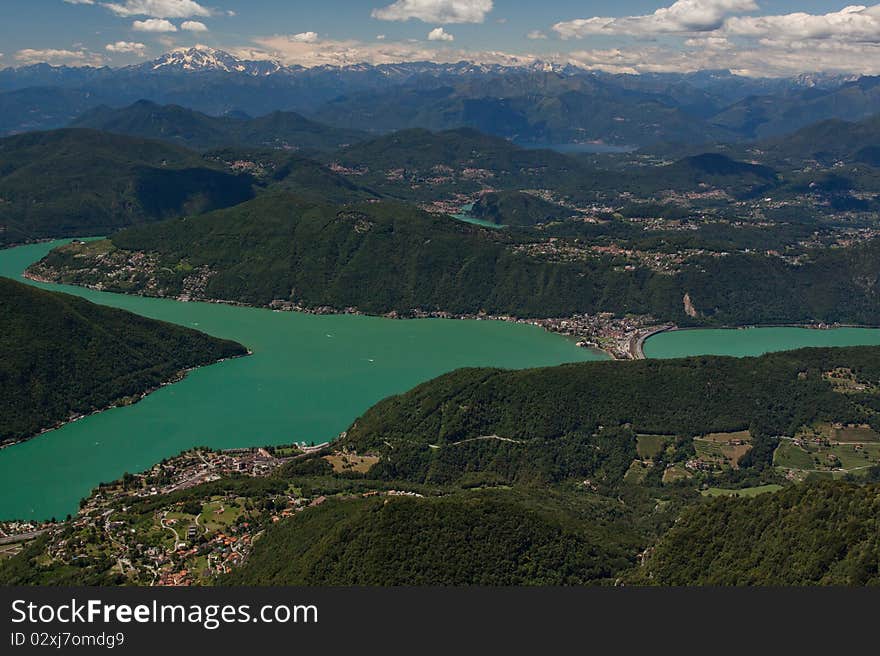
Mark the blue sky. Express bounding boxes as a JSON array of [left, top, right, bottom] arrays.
[[2, 0, 879, 76]]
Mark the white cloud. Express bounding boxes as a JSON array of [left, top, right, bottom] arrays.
[[105, 40, 147, 53], [244, 34, 537, 68], [181, 20, 208, 32], [683, 35, 731, 49], [725, 5, 880, 42], [554, 0, 757, 38], [132, 18, 178, 32], [102, 0, 211, 18], [376, 34, 387, 40], [372, 0, 493, 24], [526, 30, 547, 40], [552, 0, 880, 46], [547, 1, 880, 75], [290, 31, 319, 43], [563, 36, 880, 77], [427, 27, 455, 41], [14, 48, 104, 66], [64, 0, 96, 5]]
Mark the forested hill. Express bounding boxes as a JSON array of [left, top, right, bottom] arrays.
[[635, 481, 880, 585], [339, 347, 880, 485], [31, 192, 684, 318], [224, 491, 638, 586], [0, 128, 254, 245], [30, 191, 880, 326], [71, 101, 367, 152], [0, 277, 247, 445]]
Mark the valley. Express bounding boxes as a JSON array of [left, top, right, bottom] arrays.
[[3, 37, 880, 590]]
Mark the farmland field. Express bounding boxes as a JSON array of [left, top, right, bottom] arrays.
[[702, 485, 783, 498], [636, 434, 670, 458]]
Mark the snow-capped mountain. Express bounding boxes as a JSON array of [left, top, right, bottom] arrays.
[[131, 47, 558, 79], [1, 46, 875, 144], [139, 47, 284, 76]]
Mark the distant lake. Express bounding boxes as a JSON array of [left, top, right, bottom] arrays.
[[0, 240, 605, 520], [451, 203, 505, 229], [644, 327, 880, 359]]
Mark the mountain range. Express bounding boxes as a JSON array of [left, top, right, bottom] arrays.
[[0, 47, 876, 147]]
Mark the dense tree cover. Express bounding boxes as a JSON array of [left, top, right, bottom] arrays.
[[265, 155, 383, 203], [0, 277, 246, 444], [34, 190, 880, 325], [71, 101, 367, 152], [647, 153, 778, 196], [635, 481, 880, 585], [470, 191, 576, 226], [0, 128, 254, 244], [223, 490, 642, 586], [340, 347, 880, 485], [677, 242, 880, 325], [33, 193, 680, 318]]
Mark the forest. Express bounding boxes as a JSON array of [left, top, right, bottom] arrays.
[[338, 347, 880, 485], [28, 190, 880, 326], [635, 481, 880, 585], [223, 490, 642, 586], [0, 128, 254, 245]]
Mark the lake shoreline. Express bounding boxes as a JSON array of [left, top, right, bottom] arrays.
[[641, 323, 880, 358], [5, 239, 607, 521], [0, 350, 252, 452], [24, 268, 618, 359], [31, 263, 880, 362]]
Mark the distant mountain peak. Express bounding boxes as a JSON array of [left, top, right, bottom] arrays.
[[144, 46, 282, 76]]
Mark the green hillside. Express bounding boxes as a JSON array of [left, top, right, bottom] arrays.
[[30, 192, 674, 318], [224, 490, 639, 586], [636, 481, 880, 585], [0, 128, 254, 244], [338, 347, 880, 485], [29, 188, 880, 326], [0, 277, 247, 444]]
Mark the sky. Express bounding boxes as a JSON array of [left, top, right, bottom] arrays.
[[1, 0, 880, 76]]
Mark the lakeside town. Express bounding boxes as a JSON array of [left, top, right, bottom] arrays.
[[0, 444, 432, 586]]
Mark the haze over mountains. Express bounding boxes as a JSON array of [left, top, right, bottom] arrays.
[[71, 100, 366, 152], [1, 47, 876, 147]]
